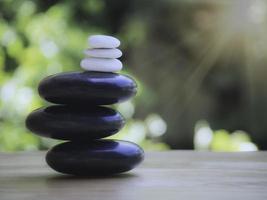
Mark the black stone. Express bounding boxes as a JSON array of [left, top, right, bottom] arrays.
[[46, 140, 144, 175], [26, 105, 124, 140], [38, 71, 137, 105]]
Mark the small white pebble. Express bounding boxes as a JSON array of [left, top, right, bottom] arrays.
[[80, 58, 122, 72], [84, 48, 122, 59], [88, 35, 120, 48]]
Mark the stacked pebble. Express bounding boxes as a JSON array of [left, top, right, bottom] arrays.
[[26, 35, 144, 176]]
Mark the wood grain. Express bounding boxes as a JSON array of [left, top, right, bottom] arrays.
[[0, 151, 267, 200]]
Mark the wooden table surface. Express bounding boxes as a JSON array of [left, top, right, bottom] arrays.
[[0, 151, 267, 200]]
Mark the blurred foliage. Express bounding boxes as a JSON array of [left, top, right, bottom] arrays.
[[0, 0, 266, 152], [194, 120, 258, 152], [0, 0, 168, 152]]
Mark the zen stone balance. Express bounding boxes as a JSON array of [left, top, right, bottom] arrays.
[[26, 35, 144, 176]]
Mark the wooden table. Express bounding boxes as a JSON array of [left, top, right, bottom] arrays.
[[0, 151, 267, 200]]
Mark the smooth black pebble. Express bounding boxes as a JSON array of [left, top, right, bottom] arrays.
[[46, 140, 144, 175], [38, 71, 137, 105], [26, 105, 124, 140]]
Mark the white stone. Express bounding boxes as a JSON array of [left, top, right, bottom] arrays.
[[84, 48, 122, 58], [80, 58, 122, 72], [88, 35, 120, 48]]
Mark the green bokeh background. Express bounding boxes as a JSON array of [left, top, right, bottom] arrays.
[[0, 0, 264, 152]]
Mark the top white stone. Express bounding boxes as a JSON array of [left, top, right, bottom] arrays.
[[88, 35, 120, 48]]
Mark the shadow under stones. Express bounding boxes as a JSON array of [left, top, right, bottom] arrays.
[[46, 172, 138, 182]]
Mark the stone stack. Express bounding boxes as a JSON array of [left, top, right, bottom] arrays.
[[26, 35, 144, 176]]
